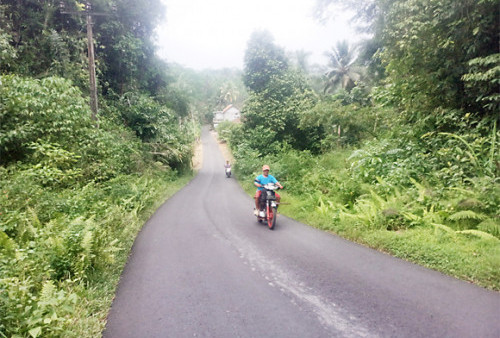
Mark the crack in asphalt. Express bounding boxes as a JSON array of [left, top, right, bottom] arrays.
[[229, 233, 375, 337]]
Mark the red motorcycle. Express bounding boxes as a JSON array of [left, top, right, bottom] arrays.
[[256, 183, 281, 230]]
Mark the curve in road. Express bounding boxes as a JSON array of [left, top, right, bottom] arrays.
[[104, 126, 500, 338]]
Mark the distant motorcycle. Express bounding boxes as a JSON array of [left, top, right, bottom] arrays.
[[225, 167, 231, 178], [256, 183, 281, 230]]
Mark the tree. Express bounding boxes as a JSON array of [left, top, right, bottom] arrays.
[[96, 0, 166, 95], [242, 31, 318, 152], [314, 1, 386, 87], [216, 82, 240, 109], [289, 49, 312, 73], [0, 4, 18, 71], [1, 0, 170, 100], [317, 0, 500, 121], [1, 0, 88, 82], [379, 0, 499, 120], [243, 30, 289, 93], [324, 40, 362, 93], [314, 0, 379, 34]]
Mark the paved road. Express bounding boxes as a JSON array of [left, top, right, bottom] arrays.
[[103, 126, 499, 337]]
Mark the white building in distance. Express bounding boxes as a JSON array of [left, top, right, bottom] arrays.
[[213, 104, 241, 128]]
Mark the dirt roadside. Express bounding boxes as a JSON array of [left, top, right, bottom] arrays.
[[192, 130, 234, 171], [212, 130, 234, 164]]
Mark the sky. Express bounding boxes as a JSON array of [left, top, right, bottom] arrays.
[[155, 0, 365, 70]]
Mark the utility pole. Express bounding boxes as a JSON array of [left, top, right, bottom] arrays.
[[86, 6, 98, 121], [60, 1, 109, 122]]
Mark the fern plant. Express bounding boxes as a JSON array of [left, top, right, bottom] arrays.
[[455, 230, 499, 241], [447, 210, 487, 231], [477, 219, 500, 239]]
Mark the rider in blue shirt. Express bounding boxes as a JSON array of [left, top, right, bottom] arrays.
[[254, 164, 283, 215]]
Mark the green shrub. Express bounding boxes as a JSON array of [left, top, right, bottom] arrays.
[[0, 75, 94, 165], [0, 73, 196, 335], [0, 166, 189, 336], [228, 115, 499, 289], [111, 92, 195, 171], [215, 121, 240, 144]]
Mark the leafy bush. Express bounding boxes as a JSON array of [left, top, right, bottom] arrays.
[[462, 53, 500, 115], [0, 166, 188, 337], [23, 141, 83, 187], [421, 119, 499, 183], [0, 75, 94, 164], [77, 122, 145, 182], [227, 112, 499, 289], [0, 75, 150, 185], [216, 121, 242, 144], [0, 72, 196, 336], [113, 92, 195, 171], [232, 143, 264, 178], [348, 139, 429, 187], [300, 96, 397, 150]]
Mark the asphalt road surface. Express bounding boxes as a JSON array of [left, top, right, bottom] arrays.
[[103, 126, 499, 338]]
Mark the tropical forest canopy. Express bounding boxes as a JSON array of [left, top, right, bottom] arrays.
[[217, 0, 499, 289], [0, 0, 245, 336], [0, 0, 499, 336]]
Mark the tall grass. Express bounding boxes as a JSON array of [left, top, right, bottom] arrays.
[[223, 125, 500, 290], [0, 168, 193, 337]]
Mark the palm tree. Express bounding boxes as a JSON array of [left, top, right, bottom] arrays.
[[324, 40, 362, 93], [217, 83, 240, 109]]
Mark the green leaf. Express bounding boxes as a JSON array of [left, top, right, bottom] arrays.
[[448, 210, 486, 221], [456, 230, 499, 241], [29, 327, 42, 338]]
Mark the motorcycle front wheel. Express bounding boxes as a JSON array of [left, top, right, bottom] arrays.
[[267, 205, 277, 230]]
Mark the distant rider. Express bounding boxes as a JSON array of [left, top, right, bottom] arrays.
[[254, 164, 282, 216], [224, 160, 231, 176]]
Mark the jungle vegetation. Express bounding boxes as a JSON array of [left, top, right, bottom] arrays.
[[0, 0, 242, 336], [218, 0, 500, 292], [0, 0, 499, 336]]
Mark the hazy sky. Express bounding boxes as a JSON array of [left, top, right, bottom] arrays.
[[155, 0, 363, 70]]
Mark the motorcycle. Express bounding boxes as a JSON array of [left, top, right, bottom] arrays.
[[256, 183, 281, 230], [225, 167, 231, 178]]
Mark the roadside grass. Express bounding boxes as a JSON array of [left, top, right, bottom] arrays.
[[74, 173, 193, 336], [0, 169, 193, 337], [236, 163, 499, 291], [275, 188, 500, 291]]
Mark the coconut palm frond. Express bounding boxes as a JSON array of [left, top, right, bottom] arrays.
[[323, 40, 362, 93]]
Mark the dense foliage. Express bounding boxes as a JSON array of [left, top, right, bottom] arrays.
[[0, 159, 190, 336], [0, 1, 199, 336], [240, 31, 323, 153], [0, 73, 196, 336], [1, 0, 499, 335], [1, 0, 167, 94], [219, 0, 499, 289], [379, 0, 499, 119]]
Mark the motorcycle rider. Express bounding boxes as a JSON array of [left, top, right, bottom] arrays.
[[224, 160, 231, 176], [254, 164, 283, 216]]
